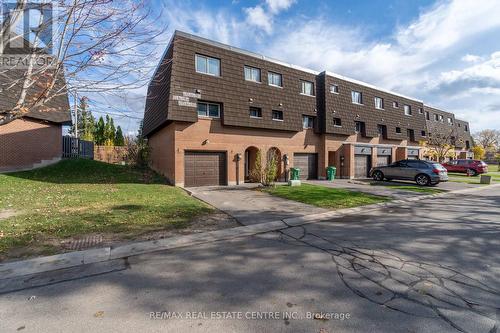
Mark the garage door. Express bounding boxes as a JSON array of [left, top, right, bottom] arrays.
[[184, 151, 227, 187], [354, 155, 370, 178], [376, 155, 391, 167], [293, 153, 318, 180]]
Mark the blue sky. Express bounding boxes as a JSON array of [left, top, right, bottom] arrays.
[[101, 0, 500, 135]]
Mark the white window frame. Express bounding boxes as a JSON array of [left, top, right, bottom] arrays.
[[302, 115, 314, 129], [244, 66, 261, 83], [197, 102, 221, 118], [330, 85, 339, 94], [195, 54, 220, 76], [374, 97, 384, 110], [249, 106, 262, 118], [300, 80, 315, 96], [272, 110, 284, 121], [268, 72, 282, 87], [404, 104, 412, 116], [351, 91, 363, 105], [393, 101, 399, 108]]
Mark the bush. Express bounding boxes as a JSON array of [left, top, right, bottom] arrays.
[[263, 152, 278, 187], [125, 137, 150, 168], [249, 150, 263, 183]]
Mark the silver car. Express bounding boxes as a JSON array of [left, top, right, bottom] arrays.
[[370, 159, 448, 186]]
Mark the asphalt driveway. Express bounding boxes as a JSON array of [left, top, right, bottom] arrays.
[[188, 184, 327, 225], [1, 185, 499, 332]]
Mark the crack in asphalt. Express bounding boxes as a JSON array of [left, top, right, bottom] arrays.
[[275, 225, 500, 333]]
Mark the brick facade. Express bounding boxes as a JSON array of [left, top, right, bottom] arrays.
[[0, 118, 62, 172], [143, 31, 473, 185]]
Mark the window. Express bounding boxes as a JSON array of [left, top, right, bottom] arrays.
[[393, 101, 399, 108], [421, 130, 427, 137], [458, 123, 461, 127], [465, 140, 470, 149], [404, 105, 412, 116], [330, 85, 339, 93], [418, 108, 423, 114], [249, 106, 262, 118], [268, 72, 282, 87], [197, 102, 220, 118], [374, 97, 384, 110], [425, 111, 430, 120], [195, 54, 220, 76], [396, 127, 401, 134], [434, 114, 439, 121], [351, 91, 363, 104], [465, 125, 468, 131], [447, 117, 453, 125], [303, 115, 314, 129], [333, 118, 342, 127], [378, 124, 387, 138], [407, 129, 415, 141], [272, 110, 284, 121], [354, 121, 365, 135], [300, 80, 314, 96], [439, 115, 444, 122], [244, 66, 261, 82]]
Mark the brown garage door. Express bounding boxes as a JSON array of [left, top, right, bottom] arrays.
[[184, 151, 227, 187], [354, 155, 370, 178], [293, 153, 318, 180], [376, 155, 391, 167]]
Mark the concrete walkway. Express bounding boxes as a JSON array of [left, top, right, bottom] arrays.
[[187, 184, 327, 225]]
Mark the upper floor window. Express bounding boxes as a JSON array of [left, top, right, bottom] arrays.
[[421, 130, 427, 137], [404, 105, 412, 116], [330, 85, 339, 94], [425, 111, 430, 120], [195, 54, 220, 76], [447, 117, 453, 125], [197, 102, 220, 118], [249, 106, 262, 118], [393, 101, 399, 108], [333, 118, 342, 127], [378, 124, 387, 139], [374, 97, 384, 110], [418, 108, 423, 114], [407, 129, 415, 141], [354, 121, 365, 135], [244, 66, 261, 82], [434, 114, 439, 121], [268, 72, 282, 87], [440, 115, 444, 122], [351, 91, 363, 104], [272, 110, 284, 121], [465, 140, 470, 149], [303, 115, 314, 129], [300, 80, 314, 96], [396, 127, 402, 134], [464, 125, 468, 131], [458, 123, 461, 127]]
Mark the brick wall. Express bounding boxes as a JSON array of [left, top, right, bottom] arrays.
[[0, 118, 62, 172]]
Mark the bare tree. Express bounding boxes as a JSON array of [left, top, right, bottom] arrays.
[[473, 129, 500, 151], [421, 127, 460, 162], [0, 0, 169, 126]]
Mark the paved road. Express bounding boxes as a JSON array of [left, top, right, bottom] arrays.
[[189, 184, 327, 225], [1, 186, 499, 333]]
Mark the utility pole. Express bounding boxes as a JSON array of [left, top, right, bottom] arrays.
[[73, 90, 78, 138]]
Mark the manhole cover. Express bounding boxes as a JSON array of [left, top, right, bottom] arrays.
[[63, 235, 103, 250]]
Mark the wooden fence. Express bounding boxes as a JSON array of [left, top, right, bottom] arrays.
[[62, 136, 94, 159]]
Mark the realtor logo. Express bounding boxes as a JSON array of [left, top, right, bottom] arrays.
[[0, 1, 54, 54]]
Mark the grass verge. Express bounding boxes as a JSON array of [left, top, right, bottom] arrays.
[[0, 159, 215, 260], [369, 182, 446, 194], [447, 168, 500, 184], [262, 183, 389, 209]]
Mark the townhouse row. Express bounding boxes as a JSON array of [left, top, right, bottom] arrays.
[[143, 31, 473, 187]]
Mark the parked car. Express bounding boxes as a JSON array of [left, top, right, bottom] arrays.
[[370, 159, 448, 186], [441, 159, 488, 176]]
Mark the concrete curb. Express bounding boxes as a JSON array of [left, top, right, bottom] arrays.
[[1, 182, 498, 288]]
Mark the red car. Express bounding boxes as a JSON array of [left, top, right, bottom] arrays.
[[442, 159, 488, 176]]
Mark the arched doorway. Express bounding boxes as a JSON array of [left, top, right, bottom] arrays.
[[244, 146, 259, 182], [267, 147, 282, 181]]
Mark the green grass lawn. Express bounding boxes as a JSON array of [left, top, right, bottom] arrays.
[[369, 182, 446, 194], [262, 183, 389, 209], [0, 159, 213, 259], [447, 165, 500, 184]]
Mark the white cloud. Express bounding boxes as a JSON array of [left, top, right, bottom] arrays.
[[266, 0, 296, 14], [461, 54, 483, 63], [244, 6, 273, 34]]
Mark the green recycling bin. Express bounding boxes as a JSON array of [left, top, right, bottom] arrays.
[[290, 168, 300, 180], [327, 166, 336, 181]]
